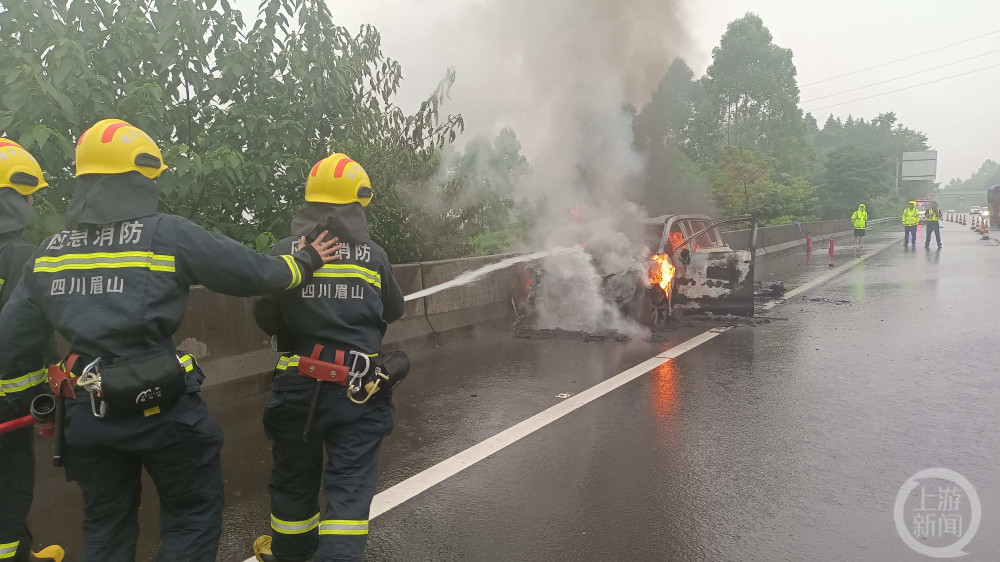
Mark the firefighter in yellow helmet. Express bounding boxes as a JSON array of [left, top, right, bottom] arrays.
[[251, 153, 407, 562], [0, 139, 64, 561], [0, 120, 344, 560]]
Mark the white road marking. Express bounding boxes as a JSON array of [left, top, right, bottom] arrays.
[[242, 234, 898, 560], [369, 326, 727, 519], [759, 238, 898, 311]]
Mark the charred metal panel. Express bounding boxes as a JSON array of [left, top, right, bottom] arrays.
[[672, 249, 754, 317]]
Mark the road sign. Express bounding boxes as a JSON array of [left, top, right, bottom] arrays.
[[901, 151, 938, 181]]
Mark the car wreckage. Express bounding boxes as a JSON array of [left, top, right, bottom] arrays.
[[515, 214, 759, 332]]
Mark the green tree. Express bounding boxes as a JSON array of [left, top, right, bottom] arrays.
[[0, 0, 463, 261], [818, 145, 894, 218], [703, 13, 813, 176], [811, 112, 933, 213], [712, 147, 817, 224], [404, 127, 531, 259], [633, 58, 714, 214], [634, 59, 701, 150], [944, 160, 1000, 191]]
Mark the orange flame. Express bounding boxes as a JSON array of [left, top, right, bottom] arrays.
[[650, 254, 676, 296], [668, 231, 685, 252]]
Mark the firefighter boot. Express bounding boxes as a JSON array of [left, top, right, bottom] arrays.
[[30, 545, 65, 562], [253, 535, 311, 562]]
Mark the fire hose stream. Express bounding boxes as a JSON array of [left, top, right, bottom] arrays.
[[403, 247, 578, 302]]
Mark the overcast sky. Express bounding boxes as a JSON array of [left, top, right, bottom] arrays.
[[237, 0, 1000, 184]]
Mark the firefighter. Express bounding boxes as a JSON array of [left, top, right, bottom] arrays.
[[0, 140, 64, 562], [0, 119, 343, 561], [851, 203, 867, 248], [250, 153, 406, 562], [902, 201, 920, 248], [924, 202, 942, 248]]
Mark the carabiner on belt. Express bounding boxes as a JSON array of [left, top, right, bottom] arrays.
[[345, 351, 371, 393], [347, 352, 385, 405], [76, 357, 107, 419]]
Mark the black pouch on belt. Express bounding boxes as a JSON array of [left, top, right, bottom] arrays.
[[369, 351, 411, 401], [100, 351, 187, 416]]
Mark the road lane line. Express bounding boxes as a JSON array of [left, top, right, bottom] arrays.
[[369, 237, 899, 519], [242, 234, 899, 560], [368, 326, 729, 519], [759, 237, 898, 311]]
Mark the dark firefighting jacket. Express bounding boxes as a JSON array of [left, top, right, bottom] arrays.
[[252, 202, 404, 391], [0, 183, 323, 400], [0, 232, 34, 310], [0, 231, 40, 416]]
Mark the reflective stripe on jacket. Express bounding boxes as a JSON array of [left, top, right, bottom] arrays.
[[0, 213, 318, 394]]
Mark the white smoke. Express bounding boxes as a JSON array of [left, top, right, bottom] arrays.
[[421, 0, 689, 333]]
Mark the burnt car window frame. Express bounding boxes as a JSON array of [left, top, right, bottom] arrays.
[[678, 220, 710, 251], [667, 220, 687, 254]]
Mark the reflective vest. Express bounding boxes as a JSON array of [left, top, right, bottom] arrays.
[[926, 208, 941, 222], [902, 207, 920, 226], [851, 209, 868, 229]]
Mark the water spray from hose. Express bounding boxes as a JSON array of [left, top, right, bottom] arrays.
[[403, 247, 577, 302]]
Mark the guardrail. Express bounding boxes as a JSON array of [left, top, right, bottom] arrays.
[[865, 217, 897, 228]]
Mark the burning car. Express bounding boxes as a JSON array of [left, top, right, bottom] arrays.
[[646, 214, 756, 318], [515, 214, 757, 335]]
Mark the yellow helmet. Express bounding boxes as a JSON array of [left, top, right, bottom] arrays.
[[0, 138, 48, 195], [75, 118, 168, 179], [305, 153, 373, 207]]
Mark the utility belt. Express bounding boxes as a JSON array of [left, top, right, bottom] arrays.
[[286, 344, 377, 389], [278, 341, 410, 442], [47, 350, 197, 419]]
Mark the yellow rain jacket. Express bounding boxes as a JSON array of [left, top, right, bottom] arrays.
[[851, 204, 868, 229], [902, 202, 920, 226]]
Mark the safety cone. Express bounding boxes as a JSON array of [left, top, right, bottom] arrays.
[[982, 219, 990, 240]]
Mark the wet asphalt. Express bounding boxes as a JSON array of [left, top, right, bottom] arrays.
[[28, 220, 1000, 561]]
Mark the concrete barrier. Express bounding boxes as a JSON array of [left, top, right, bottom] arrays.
[[420, 254, 517, 332], [179, 254, 518, 403], [722, 218, 894, 256], [384, 263, 433, 344], [180, 218, 895, 402]]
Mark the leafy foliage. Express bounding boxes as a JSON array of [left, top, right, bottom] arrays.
[[703, 13, 814, 176], [944, 160, 1000, 192], [0, 0, 463, 261], [633, 13, 939, 225], [403, 127, 531, 260], [818, 145, 893, 218], [711, 148, 817, 225], [633, 59, 715, 215]]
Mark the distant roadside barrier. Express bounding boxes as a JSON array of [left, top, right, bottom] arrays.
[[175, 217, 897, 403]]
